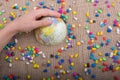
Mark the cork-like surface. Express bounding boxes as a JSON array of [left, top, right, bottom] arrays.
[[0, 0, 120, 80]]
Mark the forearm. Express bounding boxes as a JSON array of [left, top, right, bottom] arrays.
[[0, 24, 18, 52]]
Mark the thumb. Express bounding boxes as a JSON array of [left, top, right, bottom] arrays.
[[35, 19, 52, 28]]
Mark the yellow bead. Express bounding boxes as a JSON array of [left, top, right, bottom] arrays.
[[57, 52, 61, 56], [98, 52, 102, 56], [84, 64, 87, 67], [99, 58, 103, 62], [91, 39, 94, 43], [111, 2, 115, 7], [72, 24, 76, 28], [62, 70, 66, 74], [79, 78, 83, 80], [70, 55, 74, 58], [59, 65, 63, 69], [115, 66, 120, 71], [78, 24, 81, 28], [71, 62, 74, 66], [95, 60, 99, 64], [100, 31, 103, 36], [72, 11, 77, 15], [74, 53, 79, 58], [86, 12, 90, 17], [27, 75, 31, 79], [5, 56, 8, 59], [92, 48, 96, 51], [11, 47, 15, 51], [10, 60, 12, 63], [47, 60, 50, 63], [36, 64, 40, 69], [18, 46, 22, 50], [15, 57, 19, 61], [97, 32, 100, 36], [90, 20, 93, 24], [77, 41, 81, 46], [42, 78, 46, 80], [114, 50, 118, 54]]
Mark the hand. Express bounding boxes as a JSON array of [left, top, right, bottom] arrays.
[[7, 9, 60, 33]]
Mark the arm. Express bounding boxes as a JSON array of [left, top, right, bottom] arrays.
[[0, 9, 60, 51]]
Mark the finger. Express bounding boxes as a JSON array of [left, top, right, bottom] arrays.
[[35, 9, 61, 19], [35, 19, 52, 28]]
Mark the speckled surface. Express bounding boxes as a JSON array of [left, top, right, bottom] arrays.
[[0, 0, 120, 80]]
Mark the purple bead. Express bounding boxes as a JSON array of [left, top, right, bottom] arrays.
[[69, 59, 72, 63]]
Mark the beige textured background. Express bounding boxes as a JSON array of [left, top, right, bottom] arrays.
[[0, 0, 120, 80]]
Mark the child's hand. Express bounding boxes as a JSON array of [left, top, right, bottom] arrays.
[[7, 9, 60, 33]]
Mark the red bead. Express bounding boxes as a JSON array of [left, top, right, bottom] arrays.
[[60, 0, 64, 2], [55, 65, 59, 69], [103, 37, 107, 41], [8, 74, 14, 79], [117, 60, 120, 64], [102, 62, 108, 66], [94, 36, 98, 40], [58, 49, 62, 53], [114, 76, 119, 80]]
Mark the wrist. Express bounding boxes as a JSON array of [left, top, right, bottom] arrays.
[[4, 23, 18, 36]]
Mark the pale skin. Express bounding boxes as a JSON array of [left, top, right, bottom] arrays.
[[0, 9, 60, 52]]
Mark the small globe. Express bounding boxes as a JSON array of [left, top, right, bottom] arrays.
[[35, 17, 67, 45]]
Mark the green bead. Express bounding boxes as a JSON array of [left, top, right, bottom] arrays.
[[116, 18, 120, 22], [0, 11, 2, 15], [87, 0, 91, 2], [85, 26, 89, 30], [47, 78, 51, 80], [65, 16, 68, 20], [2, 18, 7, 21], [0, 24, 3, 28], [96, 44, 100, 49], [98, 10, 103, 14], [66, 40, 68, 43], [118, 12, 120, 17], [98, 65, 103, 69], [102, 57, 106, 61]]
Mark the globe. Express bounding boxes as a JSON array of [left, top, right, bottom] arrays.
[[35, 17, 67, 45]]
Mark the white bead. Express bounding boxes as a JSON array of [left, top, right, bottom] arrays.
[[42, 54, 46, 58], [110, 52, 113, 58], [73, 17, 78, 21], [30, 60, 33, 63], [66, 70, 70, 73], [22, 57, 25, 61], [84, 68, 88, 72], [26, 62, 30, 65], [57, 75, 60, 78], [9, 63, 12, 68], [38, 51, 43, 54], [91, 0, 95, 2], [59, 70, 63, 73], [86, 30, 90, 34], [15, 39, 18, 43], [108, 26, 112, 30]]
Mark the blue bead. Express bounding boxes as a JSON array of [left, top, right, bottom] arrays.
[[100, 42, 104, 47], [55, 72, 59, 76], [75, 75, 79, 79], [111, 46, 115, 50], [43, 69, 48, 72], [87, 46, 91, 50], [91, 63, 96, 68], [95, 13, 99, 17], [57, 0, 61, 3], [66, 9, 70, 13], [107, 13, 111, 17], [117, 51, 120, 56], [87, 68, 91, 74], [43, 6, 47, 8], [60, 59, 64, 63], [69, 66, 73, 70], [13, 76, 17, 80], [91, 74, 96, 78], [107, 38, 111, 43], [55, 55, 59, 59], [89, 54, 95, 59], [105, 53, 109, 56], [26, 1, 30, 6], [100, 23, 105, 27], [107, 28, 112, 33], [47, 63, 51, 67], [113, 56, 119, 60]]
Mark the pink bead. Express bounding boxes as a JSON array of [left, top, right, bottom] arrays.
[[93, 3, 97, 7], [89, 32, 93, 35], [58, 8, 63, 14], [107, 4, 110, 8]]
